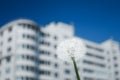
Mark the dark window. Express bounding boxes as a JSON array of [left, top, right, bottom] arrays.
[[64, 62, 70, 65], [7, 47, 11, 52], [54, 63, 58, 68], [116, 78, 119, 80], [39, 50, 50, 55], [84, 77, 93, 80], [65, 69, 70, 74], [8, 27, 12, 32], [83, 68, 94, 73], [6, 57, 11, 62], [39, 70, 51, 75], [40, 31, 47, 37], [54, 45, 57, 49], [95, 55, 104, 59], [39, 40, 50, 46], [47, 42, 50, 46], [0, 32, 3, 36], [65, 78, 70, 80], [83, 60, 105, 67], [115, 71, 119, 75], [114, 64, 118, 67], [54, 54, 57, 58], [22, 44, 36, 51], [8, 37, 12, 42], [54, 36, 57, 40], [23, 34, 25, 38], [83, 60, 94, 65], [54, 72, 58, 78], [18, 54, 37, 62], [39, 59, 50, 65], [113, 56, 117, 60], [19, 23, 40, 32], [86, 45, 104, 52], [6, 78, 10, 80], [17, 65, 37, 73]]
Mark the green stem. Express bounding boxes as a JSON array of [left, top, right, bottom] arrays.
[[71, 57, 80, 80]]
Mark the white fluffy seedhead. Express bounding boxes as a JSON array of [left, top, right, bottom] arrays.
[[56, 38, 86, 63]]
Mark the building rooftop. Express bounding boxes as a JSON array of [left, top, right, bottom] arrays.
[[0, 19, 38, 32]]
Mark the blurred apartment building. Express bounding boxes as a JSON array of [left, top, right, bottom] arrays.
[[0, 19, 120, 80]]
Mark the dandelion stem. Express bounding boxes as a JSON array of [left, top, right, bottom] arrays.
[[71, 57, 80, 80]]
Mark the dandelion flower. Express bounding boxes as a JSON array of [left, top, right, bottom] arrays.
[[57, 38, 86, 62]]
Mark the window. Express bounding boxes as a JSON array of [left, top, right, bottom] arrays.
[[22, 44, 36, 51], [83, 60, 105, 67], [39, 40, 50, 46], [39, 59, 51, 65], [54, 45, 57, 49], [16, 76, 36, 80], [86, 52, 104, 59], [0, 31, 3, 36], [84, 77, 93, 80], [7, 47, 11, 52], [22, 34, 25, 38], [39, 70, 51, 75], [64, 62, 70, 65], [22, 34, 37, 41], [6, 78, 10, 80], [54, 36, 57, 40], [65, 69, 70, 74], [8, 37, 12, 42], [40, 31, 48, 37], [17, 65, 37, 73], [54, 54, 57, 58], [6, 57, 11, 62], [65, 78, 70, 80], [8, 27, 12, 32], [83, 60, 94, 65], [86, 45, 104, 52], [54, 72, 58, 78], [114, 64, 118, 67], [54, 63, 58, 68], [47, 42, 50, 46], [18, 23, 39, 32], [83, 68, 94, 73], [115, 71, 119, 75], [113, 56, 117, 60], [39, 50, 50, 55], [17, 54, 37, 62], [116, 78, 119, 80]]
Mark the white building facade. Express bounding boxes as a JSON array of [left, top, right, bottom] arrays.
[[0, 19, 120, 80]]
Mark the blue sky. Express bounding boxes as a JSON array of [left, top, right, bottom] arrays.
[[0, 0, 120, 43]]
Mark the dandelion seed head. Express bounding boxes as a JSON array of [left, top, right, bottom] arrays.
[[56, 38, 86, 62]]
